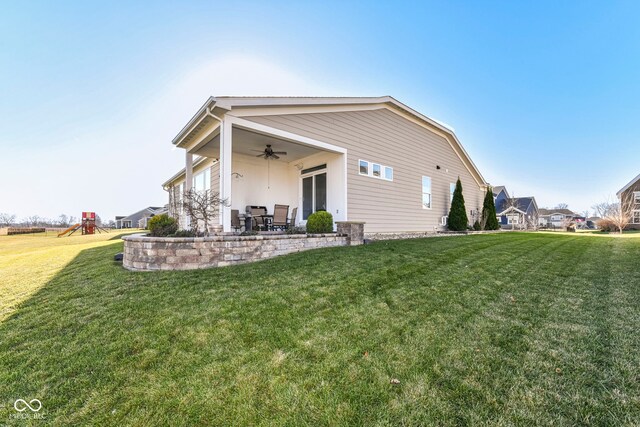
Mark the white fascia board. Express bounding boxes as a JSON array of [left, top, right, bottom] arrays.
[[172, 97, 215, 145], [498, 206, 526, 215], [617, 173, 640, 196], [161, 156, 212, 189]]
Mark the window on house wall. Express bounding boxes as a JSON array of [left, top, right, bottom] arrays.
[[450, 183, 456, 202], [193, 168, 211, 192], [359, 160, 369, 175], [634, 192, 640, 205], [359, 159, 393, 181], [633, 210, 640, 224], [507, 214, 519, 224], [384, 166, 393, 180], [422, 176, 432, 209]]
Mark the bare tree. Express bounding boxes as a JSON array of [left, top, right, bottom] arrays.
[[26, 215, 41, 226], [182, 188, 229, 235], [591, 202, 610, 219], [604, 194, 633, 234], [592, 195, 633, 234], [0, 213, 16, 227], [525, 210, 539, 230], [57, 214, 70, 227], [503, 196, 524, 230], [555, 203, 569, 209], [561, 215, 575, 231]]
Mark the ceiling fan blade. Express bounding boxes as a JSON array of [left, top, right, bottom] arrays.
[[251, 149, 265, 153], [256, 153, 265, 157], [272, 154, 280, 160], [272, 151, 287, 155]]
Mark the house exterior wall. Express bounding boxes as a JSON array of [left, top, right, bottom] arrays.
[[620, 179, 640, 229], [118, 210, 152, 229], [167, 151, 345, 229], [167, 158, 217, 228], [244, 108, 485, 233]]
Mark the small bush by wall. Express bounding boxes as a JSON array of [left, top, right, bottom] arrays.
[[306, 211, 333, 234], [148, 214, 178, 237]]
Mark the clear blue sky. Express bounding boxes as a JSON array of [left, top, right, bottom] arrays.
[[2, 1, 639, 221]]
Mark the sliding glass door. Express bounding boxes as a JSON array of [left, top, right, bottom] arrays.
[[301, 172, 327, 220]]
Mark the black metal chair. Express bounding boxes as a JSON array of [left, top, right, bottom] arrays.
[[231, 209, 243, 232]]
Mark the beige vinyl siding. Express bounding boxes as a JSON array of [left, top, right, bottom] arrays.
[[210, 161, 220, 193], [245, 108, 484, 233], [166, 158, 219, 228]]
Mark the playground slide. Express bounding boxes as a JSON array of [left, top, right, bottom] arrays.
[[57, 223, 81, 237]]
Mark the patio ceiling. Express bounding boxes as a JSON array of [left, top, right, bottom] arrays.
[[193, 127, 322, 162]]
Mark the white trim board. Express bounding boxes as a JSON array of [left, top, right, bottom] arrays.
[[227, 116, 348, 155]]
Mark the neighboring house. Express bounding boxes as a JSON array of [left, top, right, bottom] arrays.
[[538, 208, 576, 228], [617, 173, 640, 230], [163, 96, 488, 233], [495, 193, 539, 229], [492, 186, 509, 206], [115, 206, 167, 229]]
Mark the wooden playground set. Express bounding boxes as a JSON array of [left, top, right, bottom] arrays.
[[57, 212, 107, 237]]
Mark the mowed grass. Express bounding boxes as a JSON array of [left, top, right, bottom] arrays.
[[0, 232, 639, 426], [0, 230, 139, 321]]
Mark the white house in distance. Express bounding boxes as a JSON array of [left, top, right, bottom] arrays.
[[163, 96, 488, 234], [538, 208, 576, 228]]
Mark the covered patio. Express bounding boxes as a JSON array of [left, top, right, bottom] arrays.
[[174, 109, 347, 232]]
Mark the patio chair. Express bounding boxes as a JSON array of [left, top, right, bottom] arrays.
[[289, 207, 297, 228], [231, 209, 242, 232], [249, 206, 268, 231], [271, 204, 289, 230]]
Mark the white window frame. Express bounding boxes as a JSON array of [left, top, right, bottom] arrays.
[[634, 191, 640, 204], [422, 176, 432, 209], [450, 183, 456, 203], [633, 210, 640, 224], [507, 214, 519, 225], [300, 168, 328, 221], [358, 159, 393, 182], [193, 168, 211, 193], [359, 160, 369, 175]]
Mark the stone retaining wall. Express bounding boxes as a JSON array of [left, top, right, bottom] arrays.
[[122, 233, 349, 271]]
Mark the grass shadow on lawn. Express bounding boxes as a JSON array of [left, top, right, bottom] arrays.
[[1, 233, 639, 426]]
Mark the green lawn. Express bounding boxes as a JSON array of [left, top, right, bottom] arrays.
[[1, 232, 639, 426]]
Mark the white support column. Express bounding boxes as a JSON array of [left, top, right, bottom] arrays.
[[219, 119, 232, 232], [185, 152, 193, 229]]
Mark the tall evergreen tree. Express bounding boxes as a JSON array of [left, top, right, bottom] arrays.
[[448, 178, 469, 231], [482, 187, 500, 230]]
